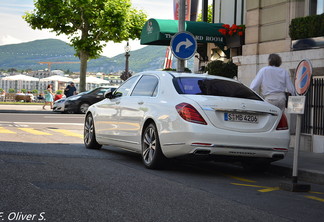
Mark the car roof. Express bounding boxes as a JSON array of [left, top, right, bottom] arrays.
[[135, 71, 237, 82]]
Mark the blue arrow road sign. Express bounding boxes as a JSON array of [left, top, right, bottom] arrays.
[[171, 31, 197, 60]]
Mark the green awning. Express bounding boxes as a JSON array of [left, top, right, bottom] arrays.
[[140, 19, 225, 46]]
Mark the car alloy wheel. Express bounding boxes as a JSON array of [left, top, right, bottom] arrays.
[[142, 123, 165, 169], [80, 103, 90, 114], [84, 114, 102, 149]]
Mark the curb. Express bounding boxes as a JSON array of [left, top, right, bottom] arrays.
[[270, 163, 324, 185]]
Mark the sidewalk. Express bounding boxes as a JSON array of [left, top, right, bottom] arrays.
[[0, 104, 53, 113], [1, 104, 324, 185], [270, 149, 324, 185]]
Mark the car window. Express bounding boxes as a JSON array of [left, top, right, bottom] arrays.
[[113, 76, 139, 98], [173, 77, 262, 101], [131, 75, 159, 97], [79, 91, 88, 95], [97, 89, 109, 95]]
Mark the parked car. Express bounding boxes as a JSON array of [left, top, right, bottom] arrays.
[[52, 97, 66, 112], [84, 71, 290, 170], [53, 91, 88, 113], [61, 87, 116, 114]]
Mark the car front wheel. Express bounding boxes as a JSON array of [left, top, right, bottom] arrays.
[[80, 103, 90, 114], [142, 123, 166, 169], [84, 113, 102, 149]]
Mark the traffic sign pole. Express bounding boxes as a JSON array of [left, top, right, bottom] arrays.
[[177, 0, 186, 72], [280, 59, 312, 192], [292, 113, 302, 183]]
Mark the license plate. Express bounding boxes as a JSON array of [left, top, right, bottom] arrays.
[[224, 112, 258, 123]]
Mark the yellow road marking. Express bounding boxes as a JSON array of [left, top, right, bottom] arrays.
[[258, 187, 280, 193], [18, 128, 52, 135], [309, 191, 324, 195], [226, 175, 256, 183], [305, 196, 324, 203], [231, 183, 266, 188], [231, 183, 280, 193], [49, 129, 83, 138], [0, 127, 16, 134]]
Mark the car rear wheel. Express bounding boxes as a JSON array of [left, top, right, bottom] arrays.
[[80, 103, 90, 114], [142, 123, 166, 169], [84, 113, 102, 149]]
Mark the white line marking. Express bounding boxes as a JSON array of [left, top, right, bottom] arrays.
[[0, 121, 83, 126]]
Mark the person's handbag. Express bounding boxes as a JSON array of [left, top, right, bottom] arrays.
[[285, 92, 291, 108]]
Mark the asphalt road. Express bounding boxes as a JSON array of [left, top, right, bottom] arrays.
[[0, 111, 324, 221]]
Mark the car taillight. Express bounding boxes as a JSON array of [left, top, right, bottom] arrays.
[[176, 103, 207, 125], [276, 113, 288, 130]]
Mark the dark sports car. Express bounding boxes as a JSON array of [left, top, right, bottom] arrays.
[[63, 86, 116, 114]]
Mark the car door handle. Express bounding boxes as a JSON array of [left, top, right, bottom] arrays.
[[138, 101, 144, 105], [115, 101, 120, 104]]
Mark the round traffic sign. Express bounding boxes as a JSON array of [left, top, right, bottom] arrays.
[[170, 31, 197, 60], [295, 59, 313, 96]]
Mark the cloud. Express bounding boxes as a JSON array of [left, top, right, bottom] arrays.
[[0, 34, 21, 45], [0, 0, 174, 57]]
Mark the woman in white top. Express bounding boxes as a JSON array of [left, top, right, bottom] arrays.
[[250, 54, 296, 110]]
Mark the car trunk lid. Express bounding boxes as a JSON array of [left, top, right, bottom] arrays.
[[183, 95, 280, 133]]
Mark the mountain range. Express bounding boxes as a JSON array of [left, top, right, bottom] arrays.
[[0, 39, 179, 73]]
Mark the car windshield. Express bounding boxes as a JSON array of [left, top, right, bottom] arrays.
[[173, 77, 262, 101], [78, 91, 89, 95]]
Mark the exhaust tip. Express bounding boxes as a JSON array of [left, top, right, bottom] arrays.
[[194, 149, 211, 155], [272, 154, 285, 160]]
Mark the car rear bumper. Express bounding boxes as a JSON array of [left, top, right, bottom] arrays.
[[159, 128, 290, 160]]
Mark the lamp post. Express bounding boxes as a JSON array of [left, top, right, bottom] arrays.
[[121, 41, 131, 81]]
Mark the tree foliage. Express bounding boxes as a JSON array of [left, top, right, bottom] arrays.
[[206, 60, 237, 79], [24, 0, 147, 92], [197, 4, 213, 23]]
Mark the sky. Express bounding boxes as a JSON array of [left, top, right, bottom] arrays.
[[0, 0, 175, 57]]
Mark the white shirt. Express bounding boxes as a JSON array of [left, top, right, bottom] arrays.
[[250, 66, 296, 96]]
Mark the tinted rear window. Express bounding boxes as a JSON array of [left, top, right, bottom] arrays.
[[173, 77, 262, 101]]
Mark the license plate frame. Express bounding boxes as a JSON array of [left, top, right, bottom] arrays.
[[224, 112, 259, 123]]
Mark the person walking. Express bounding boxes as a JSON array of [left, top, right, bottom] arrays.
[[43, 84, 54, 110], [250, 53, 295, 110], [64, 82, 77, 98]]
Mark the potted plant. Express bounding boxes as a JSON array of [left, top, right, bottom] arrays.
[[289, 13, 324, 50], [219, 24, 245, 48], [54, 90, 63, 101], [206, 60, 237, 79]]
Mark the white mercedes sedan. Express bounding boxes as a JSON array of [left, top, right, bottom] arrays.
[[84, 71, 290, 170]]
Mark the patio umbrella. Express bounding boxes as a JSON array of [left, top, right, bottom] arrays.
[[2, 74, 39, 81], [74, 76, 110, 84], [40, 75, 73, 82]]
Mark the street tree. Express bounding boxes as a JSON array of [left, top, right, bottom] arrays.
[[197, 4, 213, 23], [23, 0, 147, 92]]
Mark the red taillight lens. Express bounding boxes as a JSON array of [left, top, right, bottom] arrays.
[[276, 113, 288, 130], [176, 103, 207, 125]]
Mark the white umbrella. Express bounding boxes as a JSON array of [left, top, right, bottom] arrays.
[[2, 74, 39, 81], [40, 75, 73, 82], [74, 76, 110, 84], [87, 76, 110, 84]]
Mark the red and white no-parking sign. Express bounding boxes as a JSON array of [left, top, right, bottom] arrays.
[[295, 59, 313, 96]]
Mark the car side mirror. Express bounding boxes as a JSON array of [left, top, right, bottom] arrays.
[[104, 90, 113, 99]]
